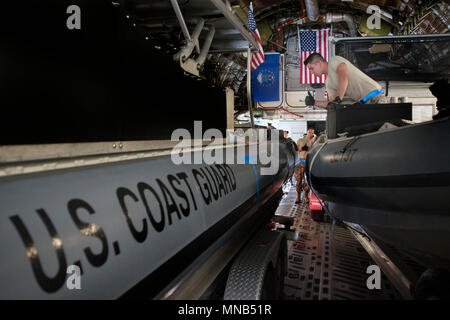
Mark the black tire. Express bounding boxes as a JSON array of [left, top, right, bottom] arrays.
[[261, 265, 276, 300], [261, 240, 286, 300]]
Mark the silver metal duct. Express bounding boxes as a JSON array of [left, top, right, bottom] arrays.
[[196, 25, 215, 67], [304, 0, 319, 22], [326, 13, 357, 37]]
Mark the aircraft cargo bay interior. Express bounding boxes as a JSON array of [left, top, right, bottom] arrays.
[[0, 0, 449, 305]]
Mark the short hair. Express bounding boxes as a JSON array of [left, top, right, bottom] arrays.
[[307, 126, 315, 131], [304, 53, 325, 66]]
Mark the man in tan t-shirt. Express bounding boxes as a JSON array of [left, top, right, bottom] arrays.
[[296, 127, 317, 151], [304, 53, 387, 107], [294, 127, 317, 204]]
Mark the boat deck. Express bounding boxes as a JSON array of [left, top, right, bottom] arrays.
[[274, 188, 408, 300]]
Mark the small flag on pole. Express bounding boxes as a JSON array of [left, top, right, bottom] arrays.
[[247, 2, 265, 71], [299, 29, 331, 84]]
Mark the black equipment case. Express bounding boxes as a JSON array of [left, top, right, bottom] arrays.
[[326, 103, 413, 139]]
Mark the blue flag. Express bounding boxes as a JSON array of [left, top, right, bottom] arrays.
[[252, 53, 280, 102]]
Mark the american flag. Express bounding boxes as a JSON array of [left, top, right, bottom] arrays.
[[299, 29, 331, 84], [247, 2, 265, 71]]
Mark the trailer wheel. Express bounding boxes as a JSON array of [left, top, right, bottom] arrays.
[[261, 238, 286, 300], [261, 265, 276, 300], [223, 230, 287, 300]]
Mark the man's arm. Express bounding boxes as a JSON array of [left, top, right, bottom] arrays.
[[314, 99, 328, 108], [335, 63, 349, 100], [314, 88, 337, 108]]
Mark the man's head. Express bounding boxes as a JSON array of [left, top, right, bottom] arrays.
[[304, 53, 327, 77], [306, 127, 315, 139]]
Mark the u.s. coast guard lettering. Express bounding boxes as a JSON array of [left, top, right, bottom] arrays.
[[8, 164, 236, 294]]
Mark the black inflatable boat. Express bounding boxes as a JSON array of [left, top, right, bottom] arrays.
[[306, 116, 450, 268]]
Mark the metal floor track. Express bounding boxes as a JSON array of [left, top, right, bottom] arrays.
[[274, 188, 402, 300]]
